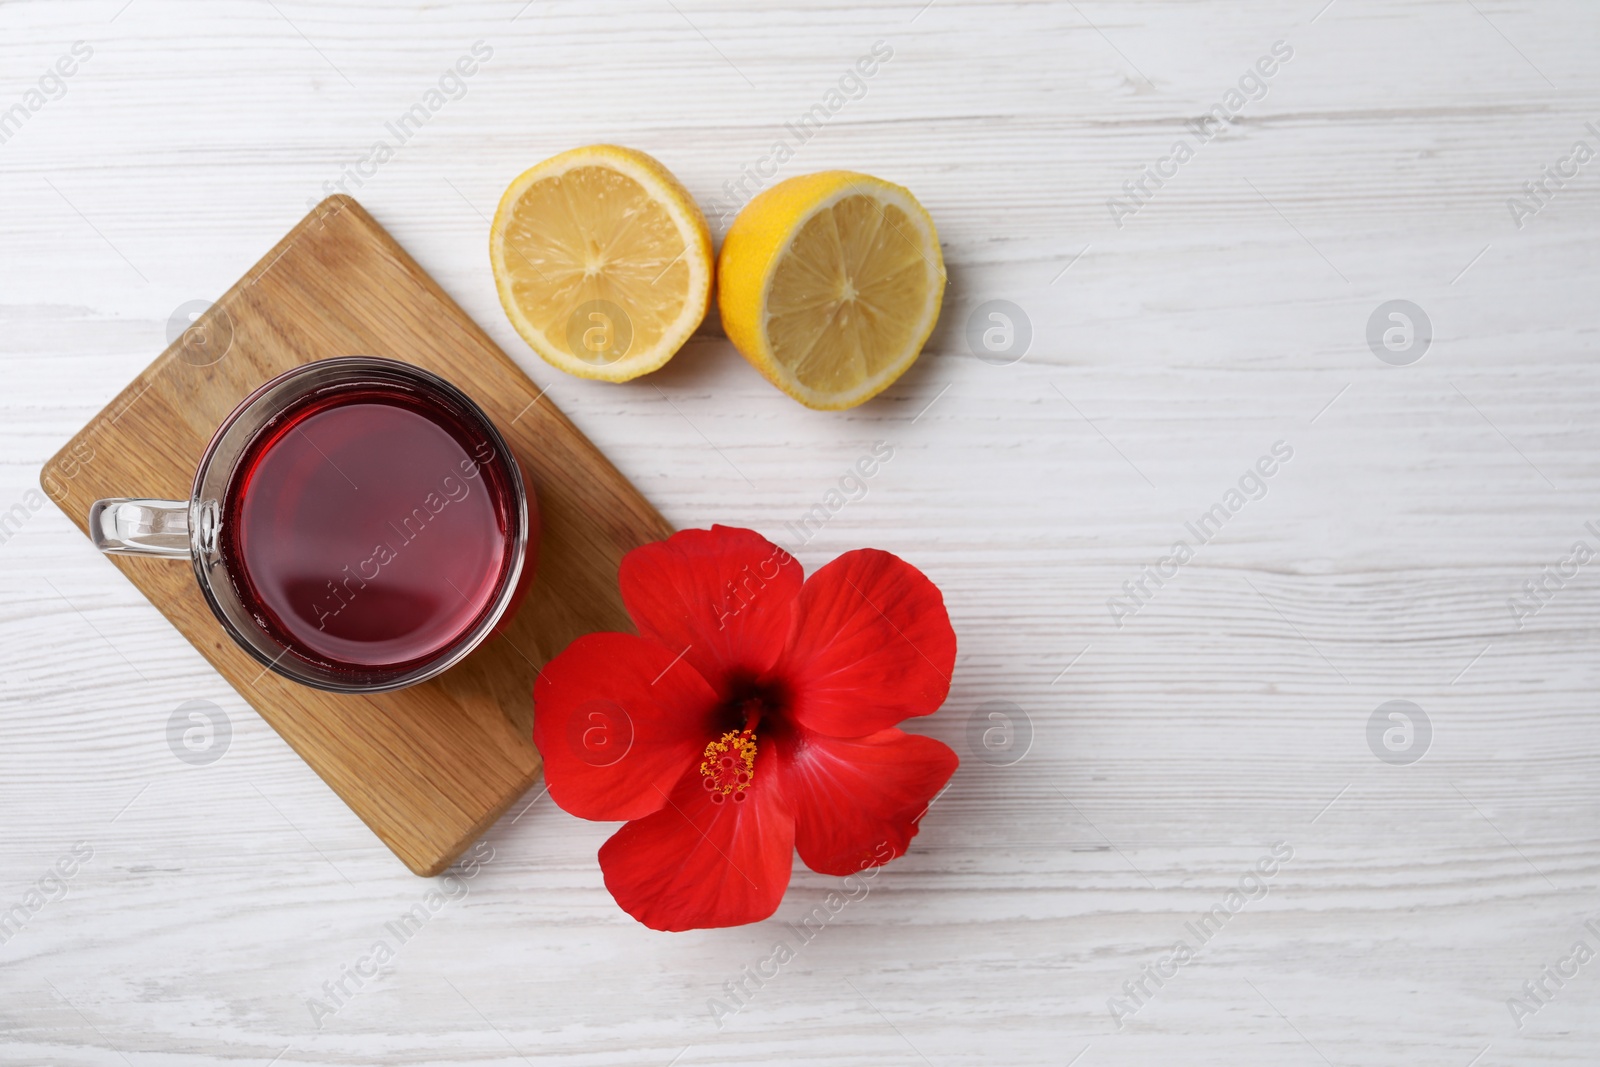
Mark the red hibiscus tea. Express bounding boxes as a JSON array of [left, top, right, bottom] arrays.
[[219, 382, 522, 676]]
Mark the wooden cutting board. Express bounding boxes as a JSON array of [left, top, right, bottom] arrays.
[[40, 195, 672, 876]]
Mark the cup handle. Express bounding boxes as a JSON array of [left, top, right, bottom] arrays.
[[89, 498, 192, 558]]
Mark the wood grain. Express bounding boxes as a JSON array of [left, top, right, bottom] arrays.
[[36, 195, 672, 877]]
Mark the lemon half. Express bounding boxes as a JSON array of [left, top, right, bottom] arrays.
[[490, 145, 713, 382], [718, 171, 945, 410]]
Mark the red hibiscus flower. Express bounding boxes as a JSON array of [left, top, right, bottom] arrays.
[[532, 525, 958, 932]]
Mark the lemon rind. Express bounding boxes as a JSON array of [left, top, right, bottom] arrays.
[[734, 174, 945, 411]]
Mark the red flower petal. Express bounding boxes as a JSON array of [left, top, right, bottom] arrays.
[[533, 632, 720, 822], [776, 727, 957, 876], [776, 548, 956, 738], [599, 744, 794, 931], [619, 526, 803, 695]]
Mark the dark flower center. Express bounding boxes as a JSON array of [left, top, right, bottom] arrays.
[[717, 673, 789, 735], [698, 674, 790, 804]]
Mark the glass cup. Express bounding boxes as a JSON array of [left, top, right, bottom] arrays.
[[89, 356, 534, 692]]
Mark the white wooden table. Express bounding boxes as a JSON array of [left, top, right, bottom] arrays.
[[3, 1, 1597, 1063]]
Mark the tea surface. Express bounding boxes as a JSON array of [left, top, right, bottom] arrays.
[[221, 386, 516, 672]]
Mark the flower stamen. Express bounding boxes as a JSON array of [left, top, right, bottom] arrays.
[[699, 728, 756, 804]]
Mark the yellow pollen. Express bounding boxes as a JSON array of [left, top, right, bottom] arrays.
[[699, 729, 757, 804]]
